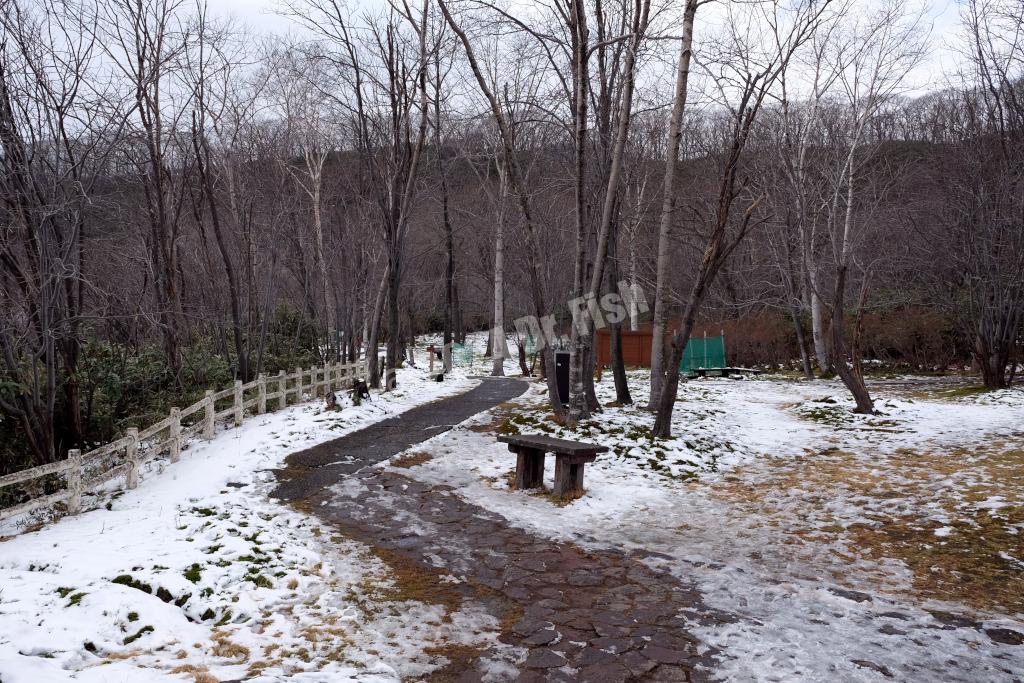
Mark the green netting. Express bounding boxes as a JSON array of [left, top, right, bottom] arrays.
[[451, 343, 475, 367], [524, 334, 537, 355], [680, 335, 726, 374]]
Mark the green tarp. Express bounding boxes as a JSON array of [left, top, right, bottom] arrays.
[[680, 335, 726, 375], [450, 343, 475, 367]]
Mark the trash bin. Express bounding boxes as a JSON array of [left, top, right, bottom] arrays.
[[555, 350, 570, 405]]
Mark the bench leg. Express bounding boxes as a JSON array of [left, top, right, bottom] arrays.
[[514, 447, 545, 489], [553, 456, 585, 497]]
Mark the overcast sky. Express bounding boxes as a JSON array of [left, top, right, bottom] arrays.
[[206, 0, 968, 91]]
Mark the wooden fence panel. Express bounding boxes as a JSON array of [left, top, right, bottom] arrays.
[[1, 360, 368, 524]]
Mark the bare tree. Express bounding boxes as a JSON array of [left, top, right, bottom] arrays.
[[653, 0, 835, 437], [821, 0, 926, 412], [648, 0, 702, 407], [438, 0, 564, 409], [0, 0, 109, 463], [939, 0, 1024, 388], [96, 0, 196, 384], [287, 0, 433, 388]]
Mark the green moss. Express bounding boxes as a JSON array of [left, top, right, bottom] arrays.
[[191, 507, 216, 517], [66, 592, 87, 607], [127, 611, 139, 622], [200, 608, 216, 621], [183, 563, 202, 583], [934, 385, 991, 399], [111, 575, 152, 594], [247, 574, 273, 589], [123, 625, 154, 645], [55, 587, 75, 598]]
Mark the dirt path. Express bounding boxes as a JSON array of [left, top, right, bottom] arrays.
[[273, 377, 720, 681]]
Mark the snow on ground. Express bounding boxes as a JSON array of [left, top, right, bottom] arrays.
[[392, 367, 1024, 682], [0, 367, 490, 683], [4, 328, 1022, 682]]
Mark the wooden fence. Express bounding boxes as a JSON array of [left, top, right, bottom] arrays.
[[0, 360, 369, 524]]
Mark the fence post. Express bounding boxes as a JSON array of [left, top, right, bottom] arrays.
[[204, 390, 215, 440], [169, 407, 181, 463], [277, 370, 286, 409], [66, 449, 82, 515], [295, 366, 303, 400], [233, 379, 243, 427], [326, 363, 334, 394], [125, 428, 140, 490], [257, 374, 267, 414]]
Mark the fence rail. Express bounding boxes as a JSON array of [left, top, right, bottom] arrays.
[[0, 359, 369, 524]]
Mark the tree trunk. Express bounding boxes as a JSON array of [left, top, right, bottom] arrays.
[[808, 269, 831, 375], [367, 269, 388, 387], [650, 0, 698, 407], [790, 304, 814, 380], [436, 57, 455, 353], [609, 222, 632, 404], [831, 264, 875, 413], [386, 252, 400, 390], [566, 0, 591, 426], [491, 167, 506, 376]]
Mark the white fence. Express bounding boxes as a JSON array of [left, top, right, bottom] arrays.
[[0, 360, 369, 523]]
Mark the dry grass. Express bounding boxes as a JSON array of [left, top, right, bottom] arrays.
[[713, 443, 1024, 614], [104, 649, 143, 661], [390, 451, 434, 468], [170, 663, 219, 682], [421, 642, 490, 681], [465, 400, 525, 434], [246, 657, 284, 677], [360, 543, 465, 612], [528, 486, 583, 507], [210, 631, 250, 661], [846, 505, 1024, 613]]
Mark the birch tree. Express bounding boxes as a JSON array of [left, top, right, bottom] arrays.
[[652, 0, 835, 437], [821, 0, 926, 412], [648, 0, 702, 407]]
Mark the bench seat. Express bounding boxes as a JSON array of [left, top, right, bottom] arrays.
[[497, 433, 608, 497]]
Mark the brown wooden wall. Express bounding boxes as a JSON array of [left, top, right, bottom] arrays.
[[595, 328, 655, 367]]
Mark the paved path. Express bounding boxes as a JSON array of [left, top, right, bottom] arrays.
[[274, 378, 530, 500], [274, 377, 718, 682]]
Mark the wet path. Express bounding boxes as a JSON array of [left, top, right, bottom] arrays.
[[273, 377, 530, 501], [273, 378, 720, 681]]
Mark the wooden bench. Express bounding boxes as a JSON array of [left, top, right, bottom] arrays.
[[497, 434, 608, 497]]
